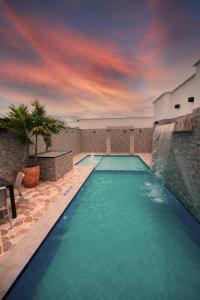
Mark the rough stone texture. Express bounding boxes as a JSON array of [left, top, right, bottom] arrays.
[[81, 128, 153, 153], [51, 128, 81, 155], [29, 128, 81, 156], [0, 129, 81, 182], [33, 151, 73, 181], [0, 131, 27, 182], [111, 129, 130, 152], [0, 126, 152, 181], [54, 152, 73, 180], [134, 128, 153, 153], [155, 109, 200, 221], [156, 112, 194, 132], [0, 164, 93, 259], [81, 129, 107, 152]]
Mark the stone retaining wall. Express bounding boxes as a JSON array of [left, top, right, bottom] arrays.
[[29, 128, 81, 156], [0, 126, 153, 181], [111, 129, 130, 152], [81, 128, 153, 153], [0, 131, 27, 182], [0, 128, 81, 182], [81, 129, 107, 152], [154, 108, 200, 221], [134, 128, 153, 153]]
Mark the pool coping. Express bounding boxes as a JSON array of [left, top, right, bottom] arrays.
[[0, 165, 94, 299]]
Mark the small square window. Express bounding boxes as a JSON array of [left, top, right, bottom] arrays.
[[188, 97, 194, 102]]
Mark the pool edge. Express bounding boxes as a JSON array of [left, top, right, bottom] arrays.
[[0, 165, 94, 300]]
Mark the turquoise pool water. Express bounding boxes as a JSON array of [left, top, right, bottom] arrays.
[[77, 155, 147, 171], [6, 156, 200, 300], [76, 155, 102, 166]]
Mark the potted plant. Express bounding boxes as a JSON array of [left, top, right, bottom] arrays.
[[0, 100, 65, 188]]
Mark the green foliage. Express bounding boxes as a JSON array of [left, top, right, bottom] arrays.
[[0, 104, 32, 153], [0, 100, 65, 161], [30, 100, 65, 159]]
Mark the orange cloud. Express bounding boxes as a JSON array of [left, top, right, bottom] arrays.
[[0, 0, 199, 120], [1, 1, 146, 118]]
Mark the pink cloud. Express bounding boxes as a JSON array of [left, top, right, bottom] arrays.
[[0, 1, 146, 118], [1, 0, 198, 119]]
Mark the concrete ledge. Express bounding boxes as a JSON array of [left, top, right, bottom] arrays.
[[31, 151, 72, 158], [155, 112, 195, 132], [174, 114, 194, 132]]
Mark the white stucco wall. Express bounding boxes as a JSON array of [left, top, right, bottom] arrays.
[[153, 93, 171, 120], [153, 61, 200, 121], [76, 117, 153, 129]]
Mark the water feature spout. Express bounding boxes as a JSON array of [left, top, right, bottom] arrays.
[[152, 123, 175, 178]]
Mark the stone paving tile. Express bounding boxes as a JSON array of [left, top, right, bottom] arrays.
[[0, 164, 92, 258], [135, 153, 152, 167], [73, 153, 88, 164]]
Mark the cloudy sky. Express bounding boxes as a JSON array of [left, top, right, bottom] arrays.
[[0, 0, 200, 121]]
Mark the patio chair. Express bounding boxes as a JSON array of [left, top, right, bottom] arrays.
[[0, 186, 13, 228], [15, 172, 25, 201], [6, 172, 25, 202]]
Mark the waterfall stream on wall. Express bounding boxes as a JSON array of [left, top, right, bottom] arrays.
[[152, 123, 175, 179]]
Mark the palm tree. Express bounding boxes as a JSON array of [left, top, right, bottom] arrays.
[[0, 104, 32, 156], [0, 100, 65, 187], [0, 100, 65, 163], [30, 100, 65, 163]]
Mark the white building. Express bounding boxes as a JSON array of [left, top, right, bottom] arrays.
[[153, 59, 200, 121], [76, 117, 153, 129]]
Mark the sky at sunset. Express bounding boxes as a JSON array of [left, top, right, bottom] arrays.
[[0, 0, 200, 122]]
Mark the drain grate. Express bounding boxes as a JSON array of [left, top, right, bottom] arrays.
[[63, 186, 72, 196]]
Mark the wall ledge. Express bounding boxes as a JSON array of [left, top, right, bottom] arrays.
[[155, 109, 200, 132]]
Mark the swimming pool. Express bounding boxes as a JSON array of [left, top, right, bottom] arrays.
[[77, 155, 148, 171], [5, 156, 200, 300]]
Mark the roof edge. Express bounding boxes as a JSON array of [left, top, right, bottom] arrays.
[[153, 92, 171, 104]]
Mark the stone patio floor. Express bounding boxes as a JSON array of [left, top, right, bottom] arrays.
[[0, 153, 151, 258]]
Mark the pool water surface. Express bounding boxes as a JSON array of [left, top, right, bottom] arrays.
[[6, 156, 200, 300]]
